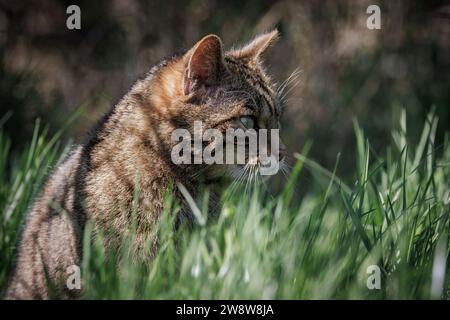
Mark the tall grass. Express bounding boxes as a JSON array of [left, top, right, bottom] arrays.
[[0, 110, 449, 299]]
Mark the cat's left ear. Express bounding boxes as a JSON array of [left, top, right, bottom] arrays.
[[228, 30, 279, 64], [183, 34, 225, 96]]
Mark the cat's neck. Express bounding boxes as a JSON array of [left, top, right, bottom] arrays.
[[86, 70, 203, 185]]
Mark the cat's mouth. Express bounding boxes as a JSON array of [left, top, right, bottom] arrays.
[[202, 154, 284, 185], [229, 157, 283, 180]]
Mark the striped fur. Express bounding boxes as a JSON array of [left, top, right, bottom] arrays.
[[5, 30, 283, 299]]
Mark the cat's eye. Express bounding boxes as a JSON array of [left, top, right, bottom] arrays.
[[240, 116, 257, 129]]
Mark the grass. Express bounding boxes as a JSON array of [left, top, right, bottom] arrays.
[[0, 109, 449, 299]]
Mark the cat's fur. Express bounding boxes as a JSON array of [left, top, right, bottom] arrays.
[[5, 30, 283, 299]]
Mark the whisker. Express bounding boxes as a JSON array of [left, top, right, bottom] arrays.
[[228, 165, 248, 195], [280, 78, 302, 104], [277, 68, 300, 95], [277, 68, 302, 101]]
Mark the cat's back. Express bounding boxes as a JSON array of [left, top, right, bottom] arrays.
[[5, 146, 84, 299], [25, 145, 83, 229]]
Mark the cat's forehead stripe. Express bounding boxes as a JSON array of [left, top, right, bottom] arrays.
[[225, 57, 274, 98], [225, 57, 277, 116]]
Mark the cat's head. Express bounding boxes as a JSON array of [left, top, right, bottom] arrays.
[[152, 30, 287, 182]]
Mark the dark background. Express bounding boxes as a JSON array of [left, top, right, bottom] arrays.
[[0, 0, 449, 177]]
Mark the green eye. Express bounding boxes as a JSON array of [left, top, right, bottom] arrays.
[[240, 116, 256, 129]]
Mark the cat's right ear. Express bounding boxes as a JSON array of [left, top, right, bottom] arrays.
[[183, 35, 224, 96]]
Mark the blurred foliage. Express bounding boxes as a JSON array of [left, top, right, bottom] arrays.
[[0, 0, 449, 178], [1, 110, 449, 299]]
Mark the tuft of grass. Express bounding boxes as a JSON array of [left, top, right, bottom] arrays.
[[1, 110, 449, 299]]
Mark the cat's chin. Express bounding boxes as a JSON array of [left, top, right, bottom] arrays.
[[222, 164, 268, 183], [195, 164, 231, 184]]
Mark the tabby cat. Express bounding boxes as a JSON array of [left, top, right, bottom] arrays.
[[5, 30, 286, 299]]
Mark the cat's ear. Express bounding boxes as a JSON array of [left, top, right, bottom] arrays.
[[183, 34, 224, 96], [228, 30, 279, 64]]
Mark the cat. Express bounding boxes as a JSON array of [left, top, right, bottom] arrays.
[[5, 30, 286, 299]]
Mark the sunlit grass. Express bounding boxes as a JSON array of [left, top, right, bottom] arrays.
[[1, 110, 449, 299]]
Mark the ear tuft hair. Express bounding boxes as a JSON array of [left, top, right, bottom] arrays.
[[228, 29, 279, 64]]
